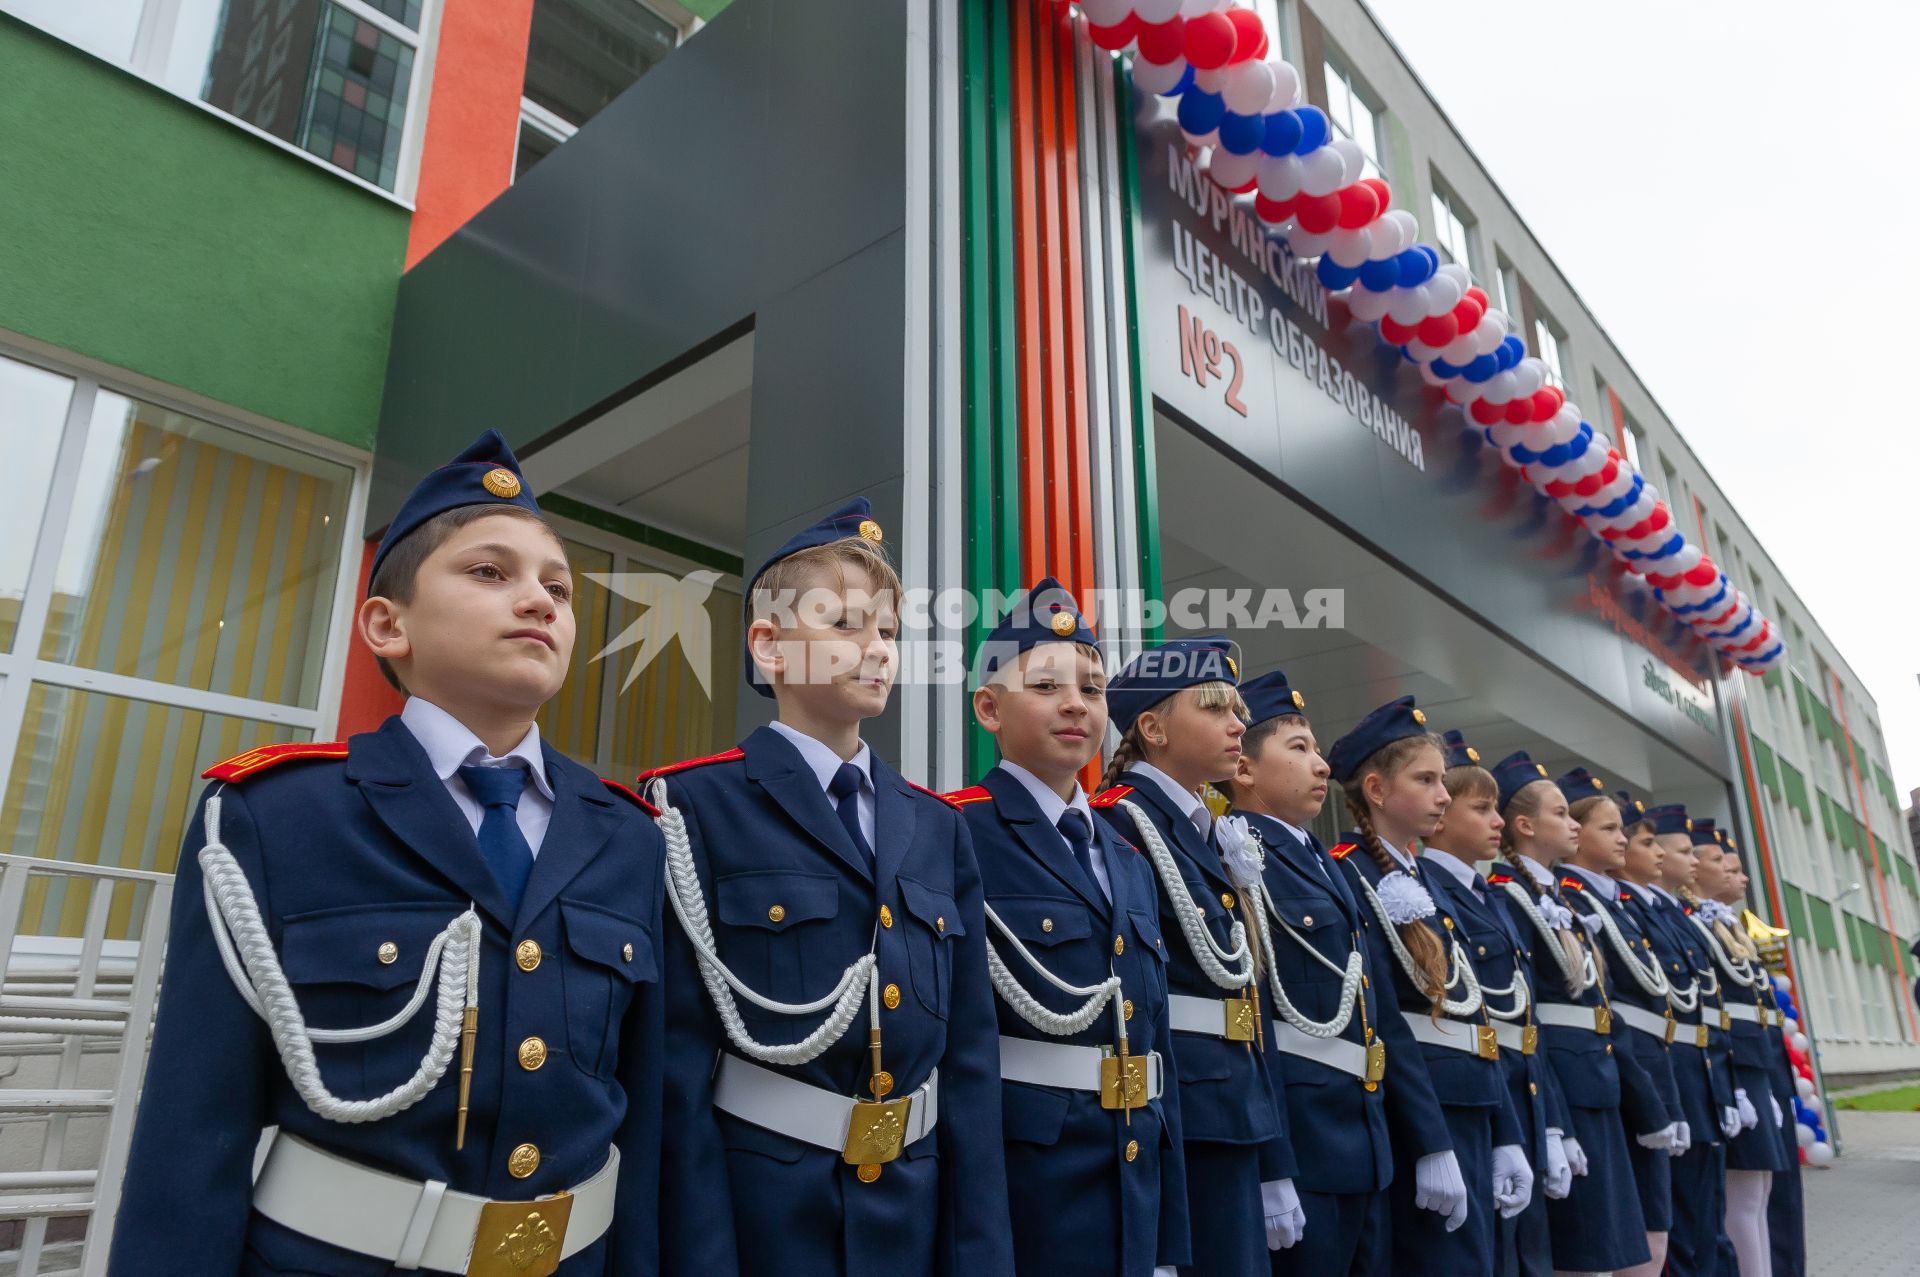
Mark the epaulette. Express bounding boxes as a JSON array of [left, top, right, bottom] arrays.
[[1328, 842, 1359, 861], [906, 780, 962, 808], [1617, 887, 1635, 903], [1560, 876, 1586, 892], [635, 746, 746, 785], [1488, 872, 1515, 886], [202, 741, 348, 783], [1090, 784, 1133, 809], [942, 785, 992, 807], [600, 779, 660, 817]]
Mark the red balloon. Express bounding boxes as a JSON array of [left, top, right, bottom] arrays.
[[1501, 398, 1529, 426], [1254, 194, 1296, 224], [1706, 600, 1740, 626], [1360, 177, 1392, 211], [1380, 316, 1421, 346], [1646, 571, 1683, 591], [1469, 397, 1503, 426], [1684, 557, 1718, 588], [1184, 12, 1236, 69], [1087, 16, 1137, 49], [1417, 313, 1458, 347], [1532, 386, 1564, 420], [1293, 191, 1341, 233], [1136, 18, 1186, 65], [1224, 7, 1266, 62], [1574, 460, 1617, 497], [1336, 184, 1381, 229], [1464, 287, 1489, 311]]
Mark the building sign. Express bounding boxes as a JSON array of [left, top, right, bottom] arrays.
[[1132, 99, 1725, 771]]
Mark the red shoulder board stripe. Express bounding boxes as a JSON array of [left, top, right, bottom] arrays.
[[942, 785, 992, 806], [906, 780, 962, 808], [1089, 784, 1134, 809], [1617, 888, 1635, 903], [202, 741, 348, 783], [601, 779, 660, 817], [1560, 876, 1585, 892], [1488, 872, 1514, 885], [1328, 842, 1359, 860], [635, 746, 745, 785]]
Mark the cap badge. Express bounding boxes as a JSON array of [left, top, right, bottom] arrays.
[[1410, 707, 1426, 725], [1291, 689, 1305, 710], [1535, 763, 1548, 777], [1591, 777, 1604, 790], [1466, 746, 1480, 763], [482, 467, 522, 498], [1050, 611, 1078, 636], [857, 519, 884, 542]]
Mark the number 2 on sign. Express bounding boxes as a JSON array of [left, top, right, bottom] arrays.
[[1177, 306, 1248, 417]]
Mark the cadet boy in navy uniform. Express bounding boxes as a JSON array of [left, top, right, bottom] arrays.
[[945, 579, 1188, 1277], [642, 499, 1011, 1277], [109, 431, 671, 1276], [1221, 672, 1453, 1277]]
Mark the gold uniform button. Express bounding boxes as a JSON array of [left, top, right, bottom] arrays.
[[1041, 918, 1054, 933], [857, 1163, 882, 1183], [1124, 999, 1135, 1021], [1114, 935, 1125, 956], [1302, 915, 1314, 927], [1477, 945, 1488, 957], [1529, 1082, 1538, 1096], [516, 940, 542, 972], [519, 1037, 547, 1071], [1220, 892, 1236, 910], [1125, 1139, 1139, 1162], [768, 905, 787, 924], [377, 941, 398, 965], [880, 905, 894, 929], [508, 1144, 540, 1179], [623, 942, 635, 962], [884, 983, 902, 1010], [936, 916, 945, 932], [1605, 1044, 1614, 1055]]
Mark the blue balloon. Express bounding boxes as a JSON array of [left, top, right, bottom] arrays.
[[1177, 89, 1227, 136], [1262, 109, 1304, 156], [1463, 353, 1499, 383], [1292, 105, 1329, 155], [1498, 335, 1526, 370], [1317, 257, 1362, 290], [1218, 111, 1264, 155], [1431, 357, 1465, 379], [1418, 245, 1441, 275], [1395, 249, 1430, 288], [1358, 257, 1401, 292], [1161, 64, 1195, 98]]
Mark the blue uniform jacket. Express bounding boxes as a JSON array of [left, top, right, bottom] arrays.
[[1091, 774, 1295, 1179], [646, 727, 1012, 1277], [1624, 892, 1725, 1137], [1238, 811, 1450, 1192], [107, 717, 669, 1277], [952, 768, 1190, 1275], [1559, 875, 1683, 1130]]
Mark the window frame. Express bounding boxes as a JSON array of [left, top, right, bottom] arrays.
[[1428, 174, 1477, 275], [1321, 56, 1384, 180]]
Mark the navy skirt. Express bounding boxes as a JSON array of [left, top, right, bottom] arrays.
[[1726, 1061, 1791, 1172], [1624, 1116, 1673, 1232], [1546, 1102, 1651, 1272], [1390, 1100, 1495, 1275]]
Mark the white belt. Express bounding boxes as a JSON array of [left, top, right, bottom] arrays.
[[1613, 1003, 1676, 1043], [1402, 1012, 1499, 1060], [712, 1054, 938, 1158], [999, 1036, 1165, 1100], [1726, 1002, 1762, 1025], [251, 1129, 616, 1274], [1535, 1003, 1612, 1034], [1168, 992, 1256, 1040], [1272, 1022, 1370, 1079]]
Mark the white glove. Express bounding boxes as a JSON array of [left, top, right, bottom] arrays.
[[1672, 1120, 1692, 1155], [1736, 1088, 1759, 1131], [1562, 1134, 1589, 1178], [1719, 1105, 1741, 1139], [1770, 1092, 1784, 1125], [1154, 1269, 1178, 1277], [1491, 1144, 1534, 1219], [1414, 1150, 1470, 1232], [1636, 1121, 1681, 1151], [1542, 1129, 1573, 1200], [1261, 1178, 1305, 1250]]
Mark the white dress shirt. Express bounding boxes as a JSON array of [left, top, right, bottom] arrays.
[[1519, 855, 1556, 889], [1421, 847, 1486, 896], [996, 760, 1109, 900], [1563, 863, 1619, 901], [401, 696, 556, 856], [770, 720, 876, 851], [1130, 761, 1213, 842]]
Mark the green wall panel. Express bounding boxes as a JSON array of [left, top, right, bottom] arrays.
[[0, 18, 407, 448]]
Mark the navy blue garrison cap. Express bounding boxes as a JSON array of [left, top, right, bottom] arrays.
[[1490, 750, 1554, 811], [976, 577, 1097, 679], [1689, 816, 1720, 847], [1326, 696, 1433, 784], [1441, 729, 1481, 771], [1643, 804, 1693, 838], [742, 496, 888, 698], [1241, 670, 1307, 729], [1107, 637, 1240, 737], [1556, 767, 1611, 805], [370, 430, 542, 587], [1614, 788, 1648, 823]]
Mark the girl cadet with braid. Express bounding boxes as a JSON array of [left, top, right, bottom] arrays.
[[1322, 697, 1526, 1277], [1484, 755, 1668, 1277], [1560, 780, 1687, 1277], [1422, 737, 1565, 1277], [1090, 637, 1304, 1276], [945, 579, 1189, 1277], [1221, 672, 1454, 1277]]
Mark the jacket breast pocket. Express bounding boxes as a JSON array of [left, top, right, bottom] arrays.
[[898, 874, 964, 1019], [560, 899, 655, 1079], [1127, 907, 1168, 965], [991, 895, 1090, 949], [714, 868, 841, 1005]]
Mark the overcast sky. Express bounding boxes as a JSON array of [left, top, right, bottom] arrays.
[[1358, 0, 1920, 798]]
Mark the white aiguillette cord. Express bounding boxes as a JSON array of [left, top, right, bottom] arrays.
[[197, 789, 481, 1128]]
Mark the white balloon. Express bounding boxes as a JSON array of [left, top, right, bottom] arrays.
[[1510, 360, 1546, 399], [1134, 0, 1185, 22], [1794, 1122, 1815, 1149], [1193, 67, 1227, 94], [1181, 0, 1225, 14], [1327, 228, 1374, 268], [1471, 313, 1507, 355], [1264, 60, 1302, 112], [1665, 544, 1705, 574], [1419, 362, 1450, 388], [1347, 287, 1392, 323], [1286, 226, 1335, 259], [1256, 153, 1303, 201], [1386, 287, 1431, 326], [1486, 421, 1532, 450], [1382, 210, 1419, 255], [1792, 1031, 1810, 1053], [1328, 137, 1366, 186], [1082, 0, 1135, 24], [1208, 149, 1259, 190], [1426, 271, 1466, 313], [1776, 976, 1793, 992], [1403, 338, 1442, 362], [1131, 55, 1189, 94], [1223, 60, 1276, 115], [1807, 1142, 1834, 1168], [1479, 369, 1520, 405], [1298, 147, 1347, 197], [1446, 375, 1488, 405]]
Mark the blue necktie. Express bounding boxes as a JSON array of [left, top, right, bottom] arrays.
[[458, 765, 534, 913], [1057, 809, 1102, 899], [828, 762, 873, 864]]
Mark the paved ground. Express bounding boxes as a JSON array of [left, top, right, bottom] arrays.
[[1805, 1110, 1920, 1274]]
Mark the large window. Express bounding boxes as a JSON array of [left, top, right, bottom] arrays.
[[515, 0, 700, 180], [1322, 58, 1383, 180], [1429, 177, 1477, 274], [0, 350, 361, 935], [1533, 312, 1568, 390], [1, 0, 434, 195]]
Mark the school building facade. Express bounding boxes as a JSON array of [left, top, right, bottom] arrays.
[[1, 0, 1913, 1127]]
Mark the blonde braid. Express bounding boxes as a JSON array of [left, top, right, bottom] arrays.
[[1344, 787, 1450, 1003], [1098, 728, 1145, 794]]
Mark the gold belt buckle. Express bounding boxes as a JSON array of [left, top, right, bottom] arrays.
[[1101, 1055, 1151, 1110], [1521, 1025, 1538, 1056], [1663, 1017, 1677, 1045], [1475, 1026, 1499, 1061], [1695, 1025, 1710, 1049], [843, 1097, 913, 1165], [1223, 996, 1256, 1042], [1593, 1006, 1612, 1034], [469, 1191, 572, 1277], [1364, 1040, 1386, 1087], [1720, 1010, 1732, 1032]]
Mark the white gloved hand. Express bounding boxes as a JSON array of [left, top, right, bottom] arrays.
[[1735, 1087, 1758, 1131], [1672, 1120, 1692, 1156], [1636, 1121, 1680, 1151], [1719, 1105, 1741, 1139], [1153, 1269, 1178, 1277], [1562, 1134, 1589, 1178], [1414, 1150, 1470, 1232], [1770, 1092, 1784, 1125], [1491, 1144, 1534, 1219], [1261, 1178, 1305, 1251], [1542, 1129, 1573, 1200]]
